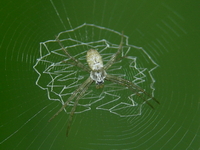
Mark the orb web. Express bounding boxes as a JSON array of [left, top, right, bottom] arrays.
[[1, 0, 198, 149], [33, 23, 158, 117]]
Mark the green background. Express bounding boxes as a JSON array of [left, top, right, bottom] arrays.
[[0, 0, 199, 149]]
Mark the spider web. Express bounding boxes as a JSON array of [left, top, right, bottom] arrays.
[[33, 23, 158, 117], [0, 0, 199, 150]]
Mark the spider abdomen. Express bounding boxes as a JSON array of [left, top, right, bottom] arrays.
[[87, 49, 104, 70]]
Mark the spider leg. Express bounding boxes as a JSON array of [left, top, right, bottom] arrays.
[[66, 77, 93, 136], [56, 36, 91, 72], [48, 77, 93, 122], [106, 74, 159, 108], [104, 32, 124, 70]]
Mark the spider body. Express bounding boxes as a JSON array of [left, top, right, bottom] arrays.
[[87, 49, 107, 87], [49, 33, 159, 136]]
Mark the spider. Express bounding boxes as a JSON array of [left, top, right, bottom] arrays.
[[49, 32, 159, 136]]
